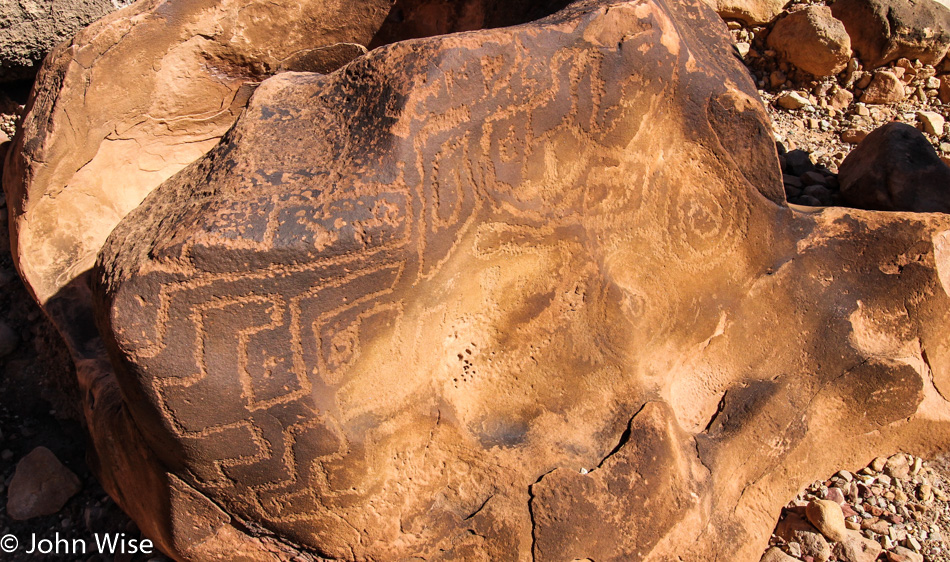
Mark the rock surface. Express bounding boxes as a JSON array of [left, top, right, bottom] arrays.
[[6, 0, 950, 560], [2, 0, 394, 315], [838, 122, 950, 212], [0, 0, 128, 83], [705, 0, 789, 24], [767, 6, 851, 77], [831, 0, 950, 68], [6, 446, 81, 520]]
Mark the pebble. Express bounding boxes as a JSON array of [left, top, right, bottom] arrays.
[[777, 91, 812, 110], [917, 111, 946, 136], [5, 446, 82, 520]]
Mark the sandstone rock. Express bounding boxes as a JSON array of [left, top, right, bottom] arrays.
[[777, 91, 812, 109], [839, 122, 950, 212], [705, 0, 789, 24], [0, 0, 127, 83], [888, 545, 924, 562], [767, 6, 851, 77], [2, 0, 395, 317], [806, 499, 849, 542], [940, 76, 950, 104], [831, 0, 950, 68], [861, 70, 906, 104], [776, 514, 833, 561], [841, 128, 869, 143], [830, 88, 855, 109], [6, 446, 81, 520], [833, 531, 883, 562], [6, 0, 950, 560], [918, 110, 946, 135], [761, 546, 801, 562]]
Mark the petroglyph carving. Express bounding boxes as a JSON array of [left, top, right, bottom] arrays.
[[5, 0, 950, 559]]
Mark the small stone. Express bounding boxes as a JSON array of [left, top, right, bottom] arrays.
[[905, 535, 921, 552], [5, 447, 82, 520], [783, 174, 804, 189], [841, 129, 868, 143], [888, 545, 924, 562], [834, 530, 883, 562], [862, 71, 907, 104], [735, 42, 751, 58], [917, 483, 932, 502], [807, 499, 849, 542], [770, 70, 787, 88], [838, 470, 854, 482], [823, 486, 846, 505], [917, 111, 945, 136], [910, 457, 922, 475], [854, 103, 870, 116], [856, 73, 873, 89], [830, 88, 854, 110], [777, 91, 812, 110], [800, 171, 829, 187], [884, 455, 910, 479], [927, 76, 941, 89], [761, 546, 801, 562]]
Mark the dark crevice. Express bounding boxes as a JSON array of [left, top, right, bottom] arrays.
[[368, 0, 574, 49], [596, 402, 648, 470]]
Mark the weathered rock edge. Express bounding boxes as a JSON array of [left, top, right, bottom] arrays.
[[30, 0, 950, 560]]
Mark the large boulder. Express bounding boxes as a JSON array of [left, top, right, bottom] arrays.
[[767, 6, 852, 77], [6, 0, 950, 560], [0, 0, 128, 83], [838, 122, 950, 212], [831, 0, 950, 68], [84, 1, 950, 561]]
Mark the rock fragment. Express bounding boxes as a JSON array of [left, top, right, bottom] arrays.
[[861, 70, 906, 104], [767, 6, 851, 77], [806, 499, 849, 542], [831, 0, 950, 67], [6, 446, 81, 520]]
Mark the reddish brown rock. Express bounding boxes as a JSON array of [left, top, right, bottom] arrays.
[[705, 0, 789, 24], [2, 0, 394, 313], [6, 446, 81, 520], [832, 0, 950, 67], [838, 122, 950, 213], [832, 531, 882, 562], [767, 6, 852, 77], [861, 70, 907, 104], [7, 0, 950, 560]]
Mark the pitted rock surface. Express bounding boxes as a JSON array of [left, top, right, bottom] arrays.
[[80, 0, 950, 560]]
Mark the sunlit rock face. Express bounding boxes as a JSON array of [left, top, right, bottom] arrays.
[[8, 0, 950, 560]]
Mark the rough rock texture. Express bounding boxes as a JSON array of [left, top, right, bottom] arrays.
[[4, 0, 950, 559], [861, 70, 907, 104], [838, 122, 950, 212], [0, 0, 128, 83], [1, 0, 394, 316], [77, 1, 950, 561], [767, 6, 851, 77], [6, 446, 81, 520], [831, 0, 950, 68], [705, 0, 789, 24]]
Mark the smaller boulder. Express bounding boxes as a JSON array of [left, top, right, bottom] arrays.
[[888, 545, 924, 562], [918, 111, 946, 136], [767, 6, 851, 77], [861, 70, 906, 104], [832, 531, 882, 562], [776, 513, 832, 561], [838, 122, 950, 213], [6, 447, 82, 520], [805, 499, 848, 542], [705, 0, 789, 25], [832, 0, 950, 67], [761, 546, 800, 562]]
